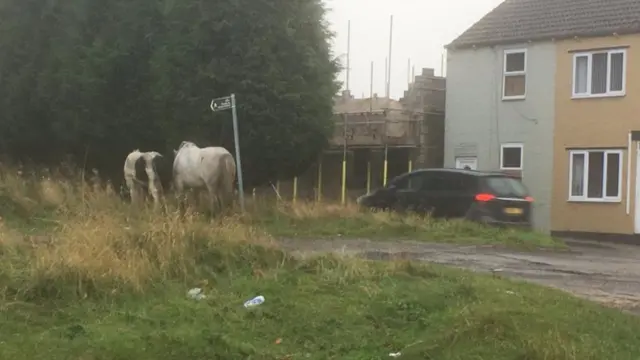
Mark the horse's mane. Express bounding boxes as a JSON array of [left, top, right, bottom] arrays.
[[178, 141, 197, 150]]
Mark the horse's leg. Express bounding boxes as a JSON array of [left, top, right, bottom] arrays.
[[174, 178, 187, 215], [223, 173, 235, 213], [190, 189, 201, 213], [126, 176, 139, 205], [215, 174, 227, 215], [134, 184, 144, 206], [217, 176, 231, 214], [206, 180, 220, 217], [148, 181, 161, 210]]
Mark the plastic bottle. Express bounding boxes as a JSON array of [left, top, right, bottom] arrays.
[[243, 295, 265, 308]]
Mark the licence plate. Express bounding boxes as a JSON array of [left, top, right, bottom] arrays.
[[504, 207, 523, 215]]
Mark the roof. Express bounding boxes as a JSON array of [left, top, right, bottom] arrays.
[[446, 0, 640, 49], [401, 168, 517, 178], [333, 96, 404, 114]]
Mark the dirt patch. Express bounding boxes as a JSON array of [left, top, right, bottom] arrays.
[[278, 237, 640, 314]]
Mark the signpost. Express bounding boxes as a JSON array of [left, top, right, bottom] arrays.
[[210, 94, 245, 211]]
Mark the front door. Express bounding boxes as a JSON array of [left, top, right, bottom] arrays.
[[455, 157, 478, 170], [388, 173, 424, 212]]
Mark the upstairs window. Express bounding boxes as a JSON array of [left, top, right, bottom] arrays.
[[573, 49, 626, 98], [503, 49, 527, 99]]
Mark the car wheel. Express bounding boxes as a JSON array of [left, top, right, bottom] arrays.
[[391, 201, 406, 214]]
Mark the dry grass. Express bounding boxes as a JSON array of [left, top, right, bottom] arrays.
[[250, 199, 564, 249], [0, 164, 562, 300], [0, 165, 638, 359], [0, 165, 282, 298]]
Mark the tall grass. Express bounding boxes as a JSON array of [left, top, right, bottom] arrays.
[[250, 198, 563, 249], [0, 165, 286, 301], [0, 163, 561, 302], [0, 165, 638, 360]]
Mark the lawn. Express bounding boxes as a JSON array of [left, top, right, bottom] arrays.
[[248, 201, 565, 250], [0, 166, 636, 359], [3, 253, 640, 360]]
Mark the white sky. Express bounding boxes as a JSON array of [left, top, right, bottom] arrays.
[[324, 0, 504, 99]]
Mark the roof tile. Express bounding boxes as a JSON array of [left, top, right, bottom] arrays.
[[447, 0, 640, 49]]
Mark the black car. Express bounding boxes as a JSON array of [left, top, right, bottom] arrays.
[[356, 168, 533, 227]]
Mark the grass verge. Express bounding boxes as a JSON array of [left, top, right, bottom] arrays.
[[3, 256, 640, 360], [1, 166, 634, 359], [0, 165, 563, 249], [249, 202, 565, 250]]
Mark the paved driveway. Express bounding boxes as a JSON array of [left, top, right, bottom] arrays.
[[278, 238, 640, 313]]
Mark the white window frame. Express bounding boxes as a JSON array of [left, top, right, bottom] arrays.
[[572, 49, 626, 99], [502, 49, 527, 100], [568, 149, 623, 203], [500, 143, 523, 170]]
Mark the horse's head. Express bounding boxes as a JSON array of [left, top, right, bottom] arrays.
[[174, 141, 198, 158]]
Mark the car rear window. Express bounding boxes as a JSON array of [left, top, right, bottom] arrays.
[[484, 176, 528, 197]]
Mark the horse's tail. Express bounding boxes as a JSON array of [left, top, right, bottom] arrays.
[[218, 153, 236, 209], [224, 153, 237, 190]]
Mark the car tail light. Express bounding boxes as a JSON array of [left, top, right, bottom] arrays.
[[475, 193, 496, 202], [525, 196, 534, 202]]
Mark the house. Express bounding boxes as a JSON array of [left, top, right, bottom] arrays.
[[445, 0, 640, 237]]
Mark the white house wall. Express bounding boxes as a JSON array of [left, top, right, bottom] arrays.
[[444, 43, 556, 232]]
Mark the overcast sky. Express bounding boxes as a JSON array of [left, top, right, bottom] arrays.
[[324, 0, 504, 99]]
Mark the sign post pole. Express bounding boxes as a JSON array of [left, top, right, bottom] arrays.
[[210, 93, 245, 212]]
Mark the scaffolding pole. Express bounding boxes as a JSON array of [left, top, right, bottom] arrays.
[[386, 15, 393, 101], [340, 20, 351, 206], [369, 61, 374, 112], [341, 113, 348, 205], [292, 176, 298, 204], [383, 144, 388, 186], [346, 20, 351, 91], [366, 160, 371, 194]]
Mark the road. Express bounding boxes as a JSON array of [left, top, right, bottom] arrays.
[[278, 237, 640, 313]]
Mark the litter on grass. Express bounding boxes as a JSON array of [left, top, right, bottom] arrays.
[[187, 288, 206, 300], [244, 295, 265, 308]]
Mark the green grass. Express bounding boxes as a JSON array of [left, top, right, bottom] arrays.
[[249, 202, 565, 250], [0, 166, 635, 359], [2, 252, 640, 360]]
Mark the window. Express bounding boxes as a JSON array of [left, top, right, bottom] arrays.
[[485, 177, 529, 197], [392, 174, 422, 191], [572, 49, 626, 98], [500, 143, 523, 170], [438, 173, 475, 192], [569, 150, 622, 202], [503, 49, 526, 99], [420, 173, 448, 192]]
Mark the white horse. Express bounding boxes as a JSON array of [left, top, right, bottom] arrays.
[[123, 150, 170, 207], [172, 141, 237, 214]]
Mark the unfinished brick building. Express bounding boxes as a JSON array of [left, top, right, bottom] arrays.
[[262, 67, 445, 203]]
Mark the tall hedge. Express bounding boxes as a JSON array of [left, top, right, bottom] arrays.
[[0, 0, 340, 187]]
